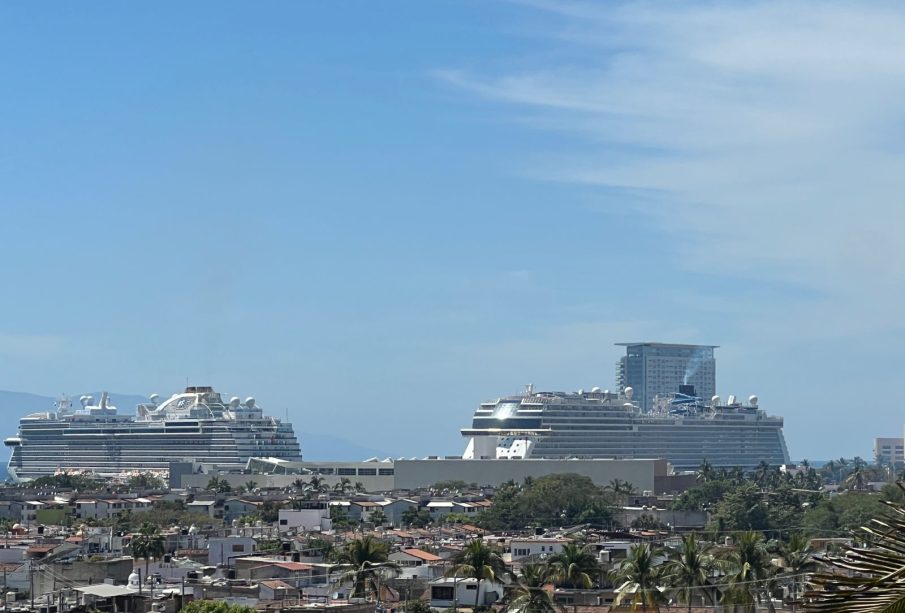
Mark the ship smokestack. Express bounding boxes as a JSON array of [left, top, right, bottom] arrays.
[[678, 384, 696, 397]]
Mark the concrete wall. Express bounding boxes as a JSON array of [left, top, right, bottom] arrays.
[[394, 459, 666, 491]]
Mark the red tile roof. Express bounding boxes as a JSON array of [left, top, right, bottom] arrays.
[[401, 548, 442, 562]]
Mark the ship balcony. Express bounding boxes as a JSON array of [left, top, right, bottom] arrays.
[[4, 437, 22, 447]]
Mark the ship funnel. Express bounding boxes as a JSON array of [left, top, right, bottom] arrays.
[[99, 392, 109, 409]]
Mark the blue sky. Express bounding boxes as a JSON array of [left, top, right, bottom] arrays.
[[2, 1, 904, 460]]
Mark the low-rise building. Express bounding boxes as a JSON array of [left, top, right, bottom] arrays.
[[428, 577, 504, 609], [876, 437, 905, 466]]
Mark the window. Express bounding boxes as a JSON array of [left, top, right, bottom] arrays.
[[378, 468, 394, 476], [466, 585, 477, 591], [432, 586, 454, 601], [280, 519, 288, 525], [357, 468, 377, 476], [338, 468, 356, 476], [232, 544, 245, 552]]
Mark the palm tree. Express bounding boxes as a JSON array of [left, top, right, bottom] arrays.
[[807, 487, 905, 611], [718, 531, 774, 613], [548, 542, 598, 589], [446, 540, 511, 611], [609, 542, 665, 612], [843, 466, 872, 491], [334, 477, 353, 495], [331, 535, 399, 600], [697, 460, 716, 483], [754, 461, 772, 487], [130, 522, 165, 576], [243, 480, 258, 493], [777, 534, 816, 609], [506, 564, 562, 613], [663, 533, 716, 612]]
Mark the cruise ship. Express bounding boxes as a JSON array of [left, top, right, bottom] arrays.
[[4, 386, 302, 482], [461, 385, 789, 471]]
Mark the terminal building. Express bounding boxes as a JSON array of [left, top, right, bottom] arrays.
[[176, 457, 674, 494]]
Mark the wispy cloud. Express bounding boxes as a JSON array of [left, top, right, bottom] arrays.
[[437, 0, 905, 338]]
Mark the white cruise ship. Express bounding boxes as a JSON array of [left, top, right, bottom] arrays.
[[4, 386, 301, 482], [461, 385, 789, 471]]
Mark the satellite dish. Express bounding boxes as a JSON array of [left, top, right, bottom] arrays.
[[244, 397, 256, 408]]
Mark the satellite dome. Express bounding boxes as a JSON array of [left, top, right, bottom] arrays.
[[591, 387, 601, 393], [149, 394, 160, 405], [244, 397, 256, 408], [748, 395, 759, 407], [577, 389, 584, 395], [84, 396, 94, 406], [229, 397, 241, 409], [712, 395, 721, 406], [79, 395, 89, 406], [128, 571, 140, 587], [624, 387, 634, 400]]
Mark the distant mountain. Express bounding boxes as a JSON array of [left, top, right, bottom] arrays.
[[301, 433, 391, 462], [0, 390, 390, 467], [0, 390, 150, 417]]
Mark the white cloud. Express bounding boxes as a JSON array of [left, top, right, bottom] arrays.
[[438, 0, 905, 338]]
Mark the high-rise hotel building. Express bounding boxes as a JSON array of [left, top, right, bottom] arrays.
[[616, 342, 717, 411]]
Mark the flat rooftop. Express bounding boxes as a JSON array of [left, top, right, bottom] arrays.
[[615, 342, 719, 348]]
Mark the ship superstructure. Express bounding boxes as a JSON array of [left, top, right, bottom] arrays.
[[461, 385, 789, 471], [5, 386, 301, 482]]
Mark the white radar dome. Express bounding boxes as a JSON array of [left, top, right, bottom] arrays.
[[748, 395, 758, 407], [229, 396, 241, 408], [149, 394, 160, 405], [624, 387, 634, 400], [244, 397, 255, 408], [591, 387, 601, 393], [79, 396, 89, 406], [711, 395, 721, 406]]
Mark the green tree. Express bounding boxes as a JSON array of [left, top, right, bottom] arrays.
[[330, 505, 352, 529], [776, 533, 816, 609], [180, 601, 255, 613], [506, 563, 562, 613], [631, 514, 667, 531], [334, 477, 353, 495], [807, 486, 905, 611], [206, 476, 232, 493], [332, 536, 399, 600], [547, 542, 598, 589], [477, 474, 617, 530], [609, 543, 665, 612], [128, 473, 165, 490], [446, 540, 511, 611], [663, 533, 715, 612], [401, 507, 432, 528], [243, 480, 258, 492], [718, 531, 773, 613], [130, 522, 165, 576], [708, 482, 770, 531], [368, 508, 388, 526]]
